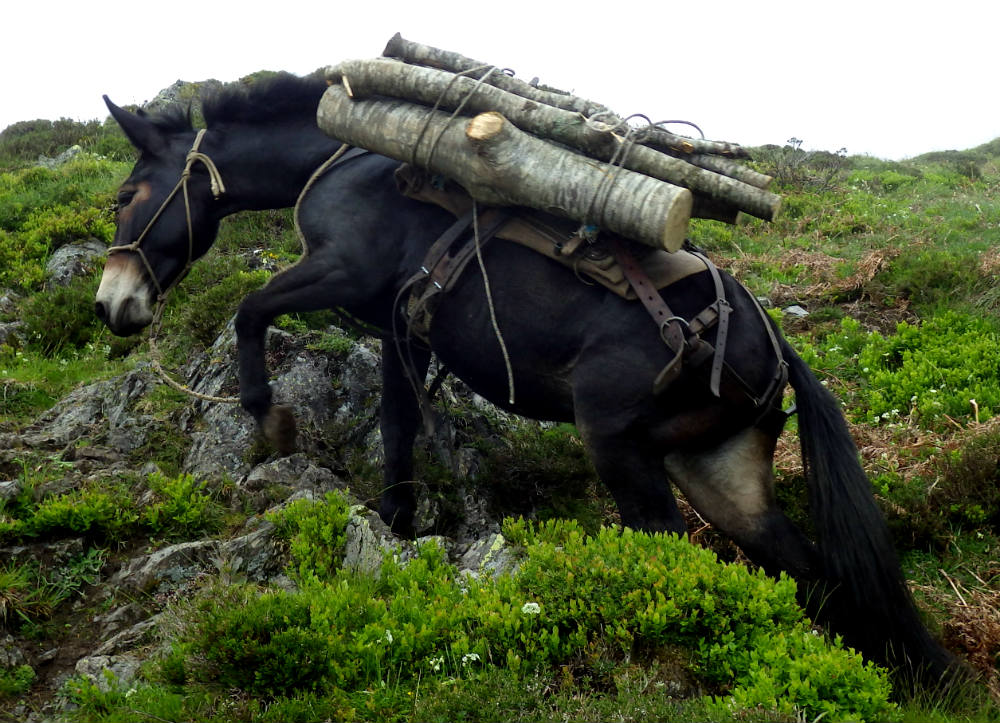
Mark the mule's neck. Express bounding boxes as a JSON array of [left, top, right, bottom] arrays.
[[203, 119, 348, 214]]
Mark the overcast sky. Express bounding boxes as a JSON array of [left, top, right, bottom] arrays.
[[3, 0, 997, 160]]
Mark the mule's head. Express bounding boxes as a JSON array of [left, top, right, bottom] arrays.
[[95, 97, 224, 336]]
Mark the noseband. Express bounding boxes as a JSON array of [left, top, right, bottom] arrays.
[[107, 128, 226, 301]]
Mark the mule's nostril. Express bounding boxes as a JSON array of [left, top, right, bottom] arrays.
[[94, 301, 109, 323]]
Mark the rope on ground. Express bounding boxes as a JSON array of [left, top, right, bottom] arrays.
[[146, 298, 241, 404]]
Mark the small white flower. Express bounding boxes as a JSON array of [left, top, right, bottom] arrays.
[[430, 656, 444, 672], [461, 652, 481, 667], [384, 629, 393, 645], [521, 602, 541, 615]]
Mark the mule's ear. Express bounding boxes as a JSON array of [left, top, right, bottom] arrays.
[[104, 95, 167, 156]]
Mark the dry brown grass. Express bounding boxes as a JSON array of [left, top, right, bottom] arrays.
[[915, 569, 1000, 700]]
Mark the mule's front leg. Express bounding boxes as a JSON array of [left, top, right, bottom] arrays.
[[235, 260, 345, 454], [235, 289, 298, 454], [378, 341, 431, 538]]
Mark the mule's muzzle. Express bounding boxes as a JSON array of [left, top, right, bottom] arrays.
[[94, 252, 155, 336], [94, 296, 150, 337]]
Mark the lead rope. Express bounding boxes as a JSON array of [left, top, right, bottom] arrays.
[[147, 142, 354, 406]]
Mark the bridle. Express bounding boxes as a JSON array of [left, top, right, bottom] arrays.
[[106, 128, 241, 405], [107, 128, 226, 302]]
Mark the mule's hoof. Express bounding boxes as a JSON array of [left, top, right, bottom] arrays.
[[262, 404, 297, 455]]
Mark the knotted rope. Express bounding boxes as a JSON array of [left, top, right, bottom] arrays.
[[108, 129, 240, 404]]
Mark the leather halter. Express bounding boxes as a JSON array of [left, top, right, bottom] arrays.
[[106, 128, 226, 301]]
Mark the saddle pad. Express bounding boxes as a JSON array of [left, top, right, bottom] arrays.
[[394, 164, 707, 299]]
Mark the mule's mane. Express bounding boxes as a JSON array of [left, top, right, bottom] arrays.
[[145, 72, 328, 133]]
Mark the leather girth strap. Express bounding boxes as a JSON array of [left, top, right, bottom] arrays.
[[403, 207, 511, 344]]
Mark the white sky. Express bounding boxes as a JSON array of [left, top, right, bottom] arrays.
[[3, 0, 998, 160]]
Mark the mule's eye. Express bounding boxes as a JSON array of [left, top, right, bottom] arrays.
[[116, 190, 135, 207]]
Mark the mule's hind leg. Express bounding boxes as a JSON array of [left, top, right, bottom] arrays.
[[580, 428, 688, 534], [664, 426, 819, 581], [378, 342, 431, 538]]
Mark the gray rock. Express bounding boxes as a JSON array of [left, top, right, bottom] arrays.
[[240, 453, 345, 512], [74, 654, 142, 692], [92, 603, 146, 641], [341, 505, 409, 576], [0, 479, 21, 503], [0, 291, 19, 316], [36, 144, 83, 169], [93, 616, 161, 657], [0, 634, 26, 668], [0, 320, 24, 347], [44, 239, 106, 288], [783, 304, 809, 318], [457, 533, 520, 580], [110, 539, 219, 594], [24, 368, 153, 449], [217, 522, 284, 583]]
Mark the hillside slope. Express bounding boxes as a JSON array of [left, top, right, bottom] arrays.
[[1, 104, 999, 721]]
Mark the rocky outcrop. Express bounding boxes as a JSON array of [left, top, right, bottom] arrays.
[[3, 308, 537, 711]]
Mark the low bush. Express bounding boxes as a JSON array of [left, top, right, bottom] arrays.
[[143, 471, 224, 539], [858, 311, 1000, 429], [0, 664, 34, 699], [145, 519, 895, 722], [267, 491, 351, 584]]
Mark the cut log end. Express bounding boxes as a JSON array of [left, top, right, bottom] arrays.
[[661, 190, 694, 252], [466, 112, 506, 142]]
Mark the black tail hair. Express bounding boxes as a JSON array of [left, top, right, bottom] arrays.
[[783, 340, 961, 688]]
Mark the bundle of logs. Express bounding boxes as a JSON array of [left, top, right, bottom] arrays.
[[319, 34, 781, 252]]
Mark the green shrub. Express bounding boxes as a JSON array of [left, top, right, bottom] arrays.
[[143, 471, 224, 539], [506, 521, 895, 722], [166, 267, 269, 354], [883, 249, 983, 309], [478, 422, 605, 532], [186, 586, 336, 696], [858, 311, 1000, 428], [267, 491, 351, 584], [18, 273, 105, 355], [0, 663, 35, 699], [0, 117, 132, 170], [26, 485, 138, 541], [159, 522, 895, 721]]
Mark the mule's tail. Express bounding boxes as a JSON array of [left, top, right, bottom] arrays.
[[783, 340, 960, 687]]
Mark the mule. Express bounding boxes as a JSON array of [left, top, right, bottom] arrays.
[[95, 73, 958, 687]]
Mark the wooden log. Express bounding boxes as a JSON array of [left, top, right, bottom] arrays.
[[327, 59, 780, 221], [317, 85, 693, 251], [641, 126, 749, 159], [381, 32, 612, 117], [381, 34, 750, 160], [681, 153, 773, 189]]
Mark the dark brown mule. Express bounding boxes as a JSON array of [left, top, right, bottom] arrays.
[[95, 73, 959, 689]]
